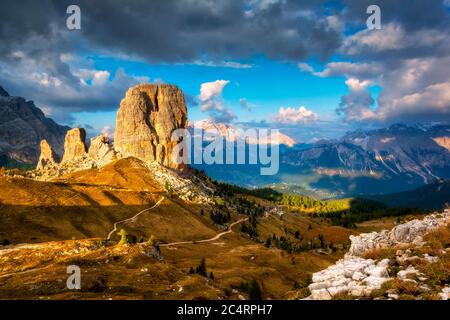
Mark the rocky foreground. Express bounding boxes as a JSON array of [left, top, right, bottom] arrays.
[[307, 210, 450, 300]]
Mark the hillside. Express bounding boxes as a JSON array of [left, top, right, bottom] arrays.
[[0, 157, 365, 300], [0, 157, 216, 244], [365, 180, 450, 210]]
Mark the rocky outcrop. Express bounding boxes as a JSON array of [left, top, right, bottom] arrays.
[[88, 135, 116, 166], [0, 87, 69, 164], [114, 84, 188, 170], [347, 211, 450, 257], [36, 140, 57, 170], [306, 210, 450, 300], [61, 128, 88, 163]]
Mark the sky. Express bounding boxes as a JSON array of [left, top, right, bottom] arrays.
[[0, 0, 449, 142]]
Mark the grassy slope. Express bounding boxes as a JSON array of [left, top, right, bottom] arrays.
[[0, 158, 215, 244]]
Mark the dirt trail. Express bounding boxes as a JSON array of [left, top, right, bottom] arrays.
[[106, 196, 165, 240], [160, 217, 248, 247]]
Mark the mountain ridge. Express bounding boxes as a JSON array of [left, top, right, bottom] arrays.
[[0, 86, 69, 165]]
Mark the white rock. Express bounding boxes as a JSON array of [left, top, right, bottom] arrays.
[[310, 289, 332, 300]]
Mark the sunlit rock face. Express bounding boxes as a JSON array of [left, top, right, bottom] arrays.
[[61, 128, 88, 163], [114, 84, 188, 170]]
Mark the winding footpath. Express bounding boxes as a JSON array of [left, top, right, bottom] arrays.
[[105, 195, 248, 247], [160, 217, 248, 247], [106, 196, 165, 240]]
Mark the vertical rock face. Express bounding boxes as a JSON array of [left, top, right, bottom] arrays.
[[36, 140, 57, 170], [62, 128, 88, 163], [114, 84, 188, 170], [88, 135, 117, 166]]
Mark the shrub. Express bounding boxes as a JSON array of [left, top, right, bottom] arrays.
[[195, 257, 207, 277]]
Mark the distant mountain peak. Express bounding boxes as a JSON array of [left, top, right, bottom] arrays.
[[189, 119, 296, 147], [0, 86, 9, 97]]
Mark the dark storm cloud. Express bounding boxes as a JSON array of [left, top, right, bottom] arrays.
[[49, 0, 342, 62], [0, 0, 344, 118], [342, 0, 450, 31]]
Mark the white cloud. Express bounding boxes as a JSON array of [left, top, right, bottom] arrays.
[[193, 60, 253, 69], [300, 62, 382, 80], [198, 80, 236, 123], [336, 78, 376, 122], [199, 80, 230, 112], [101, 125, 115, 139], [271, 106, 319, 125], [341, 23, 448, 56]]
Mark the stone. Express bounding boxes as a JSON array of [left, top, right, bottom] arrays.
[[62, 128, 88, 163], [439, 286, 450, 300], [397, 265, 420, 280], [114, 84, 188, 170], [364, 276, 389, 289], [88, 135, 116, 166], [36, 140, 57, 170], [310, 289, 332, 300], [352, 271, 366, 281]]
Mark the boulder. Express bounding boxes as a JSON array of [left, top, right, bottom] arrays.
[[36, 140, 57, 170], [62, 128, 88, 163], [114, 84, 188, 170], [88, 135, 116, 166]]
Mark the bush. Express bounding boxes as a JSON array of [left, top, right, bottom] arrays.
[[195, 257, 207, 277], [248, 280, 263, 300]]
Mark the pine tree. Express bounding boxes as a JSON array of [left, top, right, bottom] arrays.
[[248, 279, 262, 300], [195, 257, 207, 277]]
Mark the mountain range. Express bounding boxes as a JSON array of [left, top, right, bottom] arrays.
[[1, 84, 450, 198], [0, 86, 69, 167]]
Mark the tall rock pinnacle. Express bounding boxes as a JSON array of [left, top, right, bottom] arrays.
[[114, 84, 188, 170], [61, 128, 88, 163], [36, 140, 57, 170]]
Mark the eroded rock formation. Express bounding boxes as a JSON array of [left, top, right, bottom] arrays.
[[114, 84, 188, 170], [36, 140, 57, 170], [61, 128, 88, 163], [306, 210, 450, 300], [88, 135, 116, 166]]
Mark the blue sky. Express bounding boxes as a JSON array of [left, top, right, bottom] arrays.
[[72, 55, 350, 131]]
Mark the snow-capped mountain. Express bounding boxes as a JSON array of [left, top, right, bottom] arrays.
[[189, 119, 296, 147]]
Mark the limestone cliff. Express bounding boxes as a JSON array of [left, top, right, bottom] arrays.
[[61, 128, 88, 163], [114, 84, 188, 170], [36, 140, 57, 170]]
